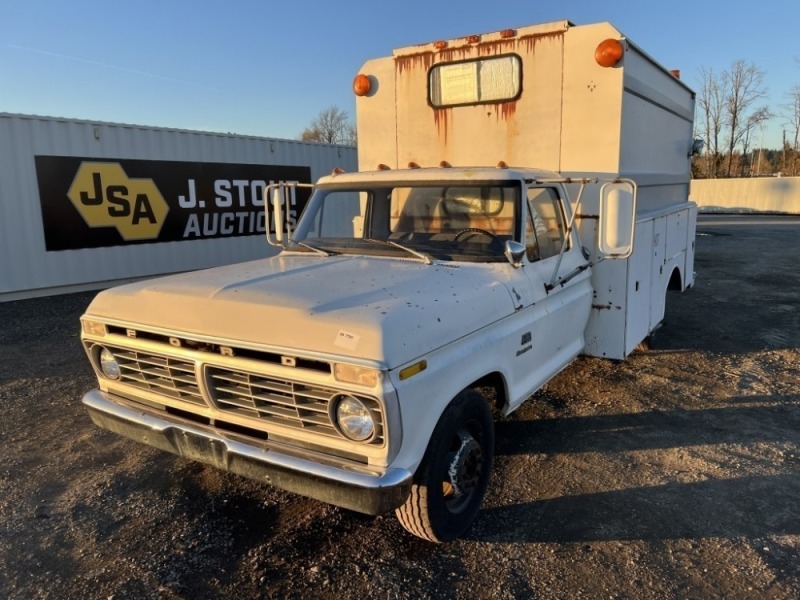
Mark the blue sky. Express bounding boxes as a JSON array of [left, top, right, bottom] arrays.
[[1, 1, 798, 149]]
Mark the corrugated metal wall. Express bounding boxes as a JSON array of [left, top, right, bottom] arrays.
[[0, 113, 357, 301]]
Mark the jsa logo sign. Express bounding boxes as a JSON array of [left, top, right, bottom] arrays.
[[67, 162, 169, 241], [36, 155, 311, 251]]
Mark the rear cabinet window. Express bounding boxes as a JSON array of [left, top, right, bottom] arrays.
[[429, 55, 522, 107]]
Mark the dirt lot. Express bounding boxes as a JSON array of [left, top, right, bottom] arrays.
[[1, 214, 798, 599]]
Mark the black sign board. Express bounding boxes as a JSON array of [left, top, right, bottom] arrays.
[[35, 156, 311, 251]]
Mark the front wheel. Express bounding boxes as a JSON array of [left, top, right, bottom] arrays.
[[395, 389, 494, 542]]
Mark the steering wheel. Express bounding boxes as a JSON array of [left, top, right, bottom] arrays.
[[454, 228, 499, 242]]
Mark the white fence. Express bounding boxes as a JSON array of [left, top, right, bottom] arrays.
[[690, 177, 800, 214]]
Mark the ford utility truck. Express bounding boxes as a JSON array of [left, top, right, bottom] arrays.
[[81, 20, 697, 542]]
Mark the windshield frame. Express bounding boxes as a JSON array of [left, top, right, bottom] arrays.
[[289, 180, 524, 264]]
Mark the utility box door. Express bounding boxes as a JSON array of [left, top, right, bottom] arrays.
[[649, 215, 668, 331], [624, 219, 654, 355]]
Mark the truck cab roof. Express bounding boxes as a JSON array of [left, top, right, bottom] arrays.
[[316, 166, 562, 188]]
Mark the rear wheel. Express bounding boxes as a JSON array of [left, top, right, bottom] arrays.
[[395, 389, 494, 542]]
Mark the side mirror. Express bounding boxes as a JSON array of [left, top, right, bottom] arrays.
[[504, 240, 526, 268], [265, 183, 293, 248], [598, 181, 636, 259], [272, 186, 285, 244]]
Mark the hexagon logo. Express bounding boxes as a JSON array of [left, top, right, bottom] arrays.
[[67, 162, 169, 241]]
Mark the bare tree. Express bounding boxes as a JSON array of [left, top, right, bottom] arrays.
[[696, 67, 727, 177], [785, 85, 800, 175], [300, 106, 356, 145], [739, 107, 771, 176], [723, 61, 767, 177]]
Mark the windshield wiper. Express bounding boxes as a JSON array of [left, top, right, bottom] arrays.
[[290, 240, 336, 257], [365, 238, 433, 265]]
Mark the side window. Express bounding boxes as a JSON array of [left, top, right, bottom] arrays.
[[306, 191, 366, 239], [526, 188, 568, 261]]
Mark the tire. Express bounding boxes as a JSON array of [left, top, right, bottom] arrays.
[[395, 389, 494, 542]]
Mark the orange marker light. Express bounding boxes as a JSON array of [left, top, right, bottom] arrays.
[[595, 39, 624, 67], [466, 34, 481, 44], [500, 29, 516, 39], [433, 40, 448, 50], [353, 74, 372, 97]]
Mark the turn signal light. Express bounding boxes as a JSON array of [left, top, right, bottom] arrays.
[[399, 360, 427, 381], [595, 38, 624, 67], [353, 73, 372, 97], [82, 320, 107, 337]]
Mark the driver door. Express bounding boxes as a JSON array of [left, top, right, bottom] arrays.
[[508, 186, 592, 409]]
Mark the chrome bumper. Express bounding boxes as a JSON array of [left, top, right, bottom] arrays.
[[82, 389, 412, 515]]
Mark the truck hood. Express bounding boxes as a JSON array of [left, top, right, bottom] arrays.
[[86, 255, 519, 369]]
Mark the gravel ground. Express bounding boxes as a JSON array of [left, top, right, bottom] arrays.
[[1, 214, 798, 599]]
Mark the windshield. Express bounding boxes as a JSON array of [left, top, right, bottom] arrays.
[[290, 183, 519, 263]]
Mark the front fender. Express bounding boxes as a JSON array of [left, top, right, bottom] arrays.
[[386, 319, 519, 475]]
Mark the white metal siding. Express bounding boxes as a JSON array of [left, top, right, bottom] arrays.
[[0, 113, 357, 300]]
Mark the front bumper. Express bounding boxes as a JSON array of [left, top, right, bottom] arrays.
[[82, 389, 412, 515]]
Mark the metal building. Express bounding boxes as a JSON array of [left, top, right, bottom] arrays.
[[0, 113, 357, 301]]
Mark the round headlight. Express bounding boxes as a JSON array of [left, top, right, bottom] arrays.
[[334, 395, 375, 442], [99, 347, 121, 380]]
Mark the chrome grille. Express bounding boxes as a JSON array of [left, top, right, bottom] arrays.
[[110, 347, 204, 405], [207, 367, 385, 444]]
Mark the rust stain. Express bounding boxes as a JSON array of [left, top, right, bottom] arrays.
[[395, 31, 564, 74], [395, 52, 436, 75], [432, 107, 452, 146], [496, 102, 517, 122], [395, 29, 564, 150], [476, 39, 517, 56], [519, 30, 565, 52]]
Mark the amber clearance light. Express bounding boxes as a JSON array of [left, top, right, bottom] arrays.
[[353, 73, 372, 97], [595, 38, 624, 67]]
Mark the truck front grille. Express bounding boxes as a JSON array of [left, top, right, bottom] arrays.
[[90, 341, 386, 446], [207, 367, 385, 445], [110, 347, 204, 405]]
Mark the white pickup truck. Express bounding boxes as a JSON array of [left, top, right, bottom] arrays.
[[81, 20, 697, 542]]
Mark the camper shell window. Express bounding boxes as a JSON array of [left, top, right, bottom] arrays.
[[429, 54, 522, 108]]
